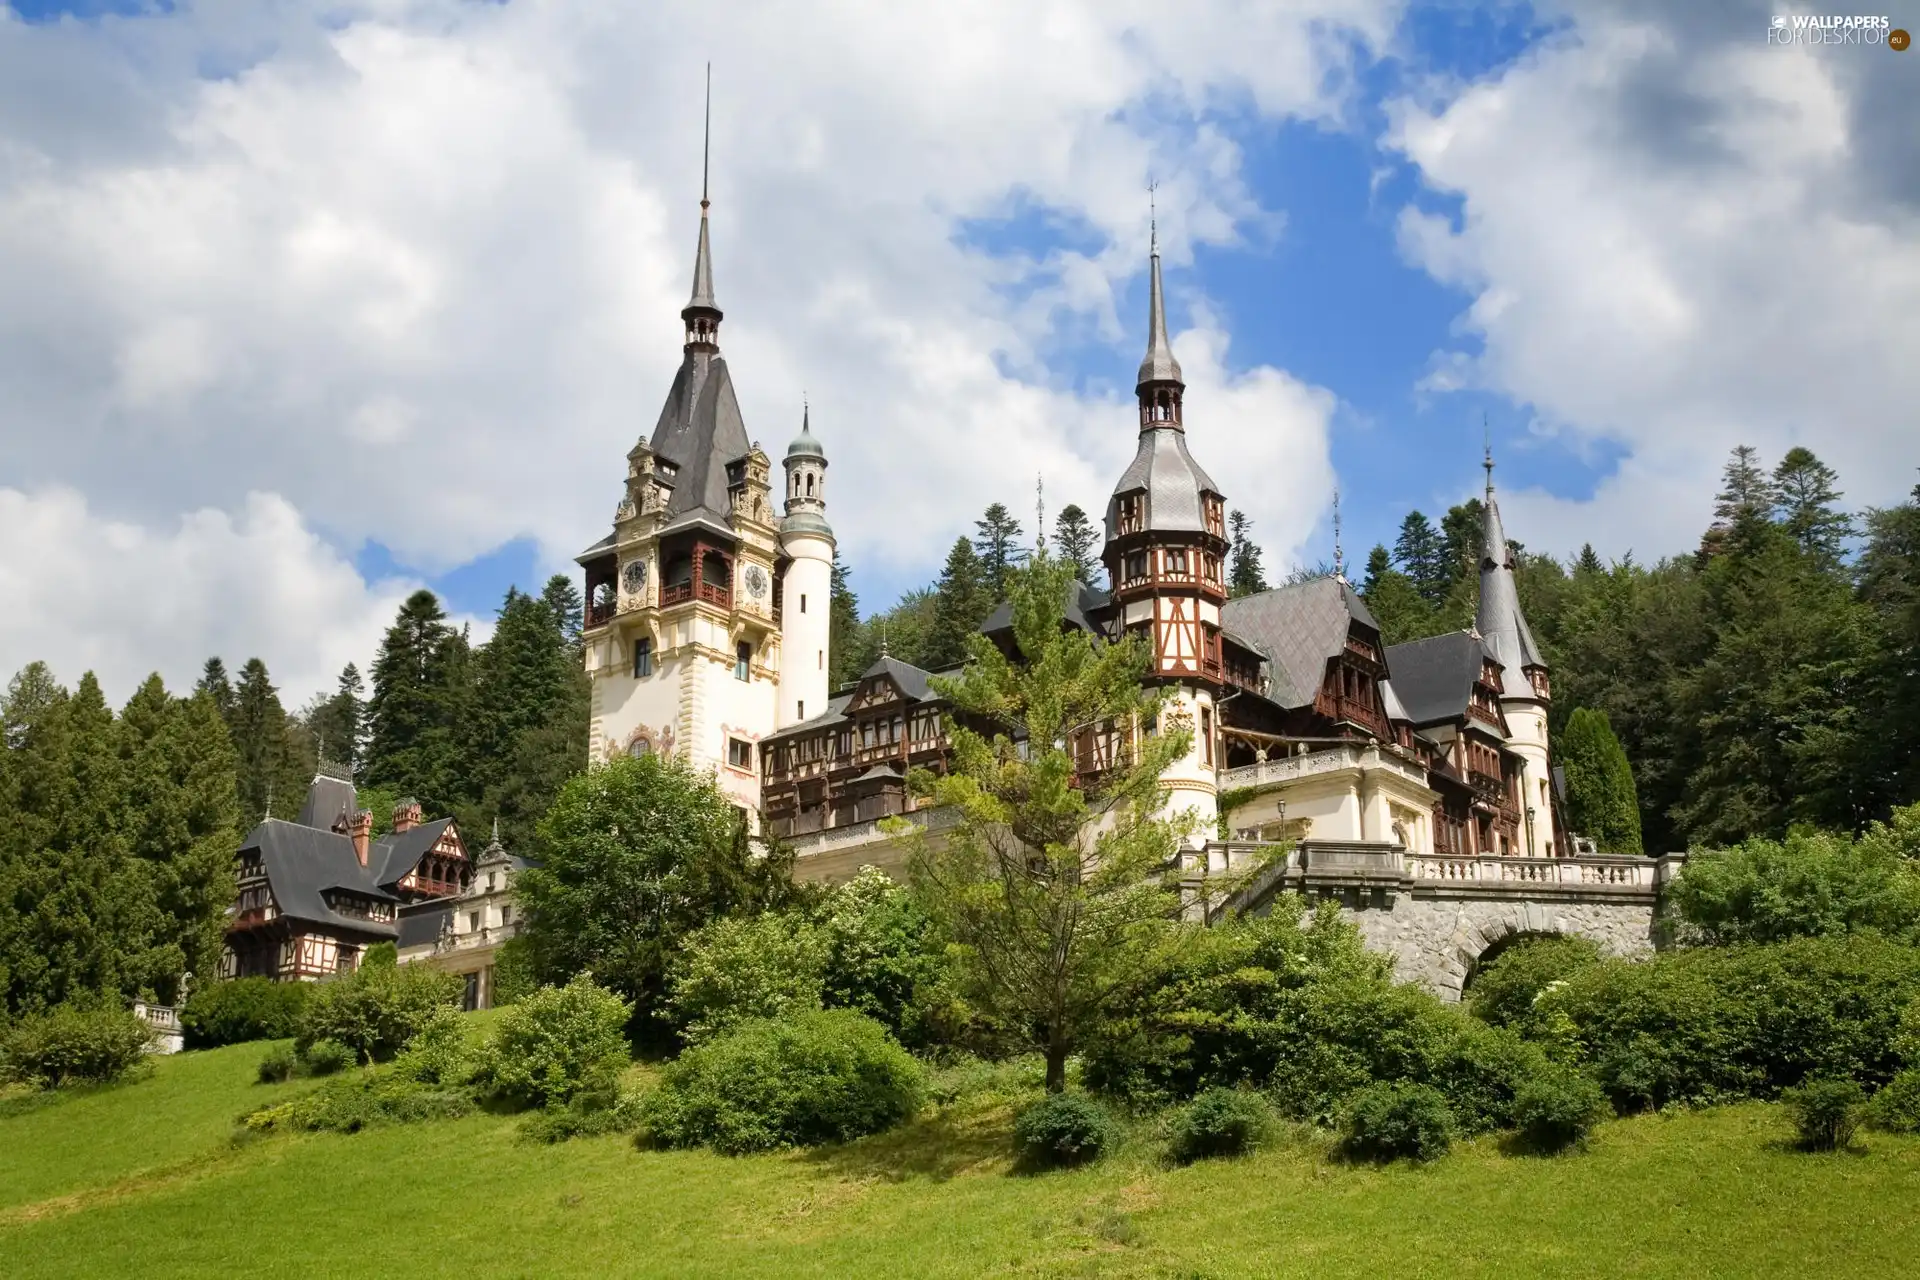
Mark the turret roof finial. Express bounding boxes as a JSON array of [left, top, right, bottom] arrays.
[[684, 63, 719, 322], [1332, 486, 1345, 583], [1136, 177, 1182, 391]]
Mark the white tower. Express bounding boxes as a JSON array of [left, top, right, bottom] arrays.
[[1477, 448, 1558, 857], [777, 407, 834, 727]]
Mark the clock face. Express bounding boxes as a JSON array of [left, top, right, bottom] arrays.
[[621, 559, 648, 596], [743, 564, 769, 599]]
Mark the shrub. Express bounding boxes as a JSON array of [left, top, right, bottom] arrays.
[[362, 941, 399, 968], [1468, 936, 1604, 1037], [639, 1009, 925, 1154], [666, 913, 827, 1044], [392, 1008, 480, 1088], [296, 960, 462, 1063], [1784, 1077, 1865, 1151], [519, 1084, 645, 1144], [1168, 1087, 1272, 1163], [300, 1038, 353, 1077], [1, 1005, 153, 1089], [1539, 935, 1920, 1109], [819, 866, 953, 1048], [491, 937, 537, 1007], [1015, 1092, 1118, 1169], [1511, 1069, 1608, 1153], [484, 975, 631, 1108], [257, 1045, 299, 1084], [1342, 1082, 1455, 1162], [180, 979, 310, 1049], [249, 1069, 475, 1134], [1866, 1069, 1920, 1134]]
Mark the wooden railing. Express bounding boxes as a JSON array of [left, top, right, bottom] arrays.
[[698, 582, 731, 608], [585, 599, 616, 628]]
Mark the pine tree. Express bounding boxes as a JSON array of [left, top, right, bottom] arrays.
[[925, 537, 991, 670], [195, 657, 236, 727], [828, 552, 868, 690], [1576, 543, 1604, 575], [1558, 707, 1643, 854], [1714, 445, 1775, 526], [304, 664, 366, 777], [973, 502, 1027, 603], [1227, 509, 1268, 597], [470, 587, 587, 851], [1394, 511, 1448, 605], [229, 659, 312, 823], [1440, 498, 1486, 594], [1052, 504, 1101, 586], [1772, 446, 1852, 568], [1362, 544, 1393, 592], [1857, 480, 1920, 815], [1361, 565, 1437, 647], [365, 589, 467, 817], [864, 588, 938, 670], [540, 573, 585, 653]]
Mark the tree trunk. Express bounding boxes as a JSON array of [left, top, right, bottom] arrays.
[[1045, 1035, 1069, 1093]]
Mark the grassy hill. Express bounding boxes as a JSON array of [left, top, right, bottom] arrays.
[[6, 1034, 1920, 1278]]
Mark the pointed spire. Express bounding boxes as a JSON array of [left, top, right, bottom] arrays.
[[1136, 182, 1183, 393], [1475, 439, 1546, 698], [682, 64, 721, 345], [1332, 486, 1345, 582]]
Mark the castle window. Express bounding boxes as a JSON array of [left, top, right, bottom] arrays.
[[1201, 706, 1213, 765], [728, 738, 753, 770], [1124, 551, 1148, 583], [1166, 548, 1188, 576], [800, 594, 807, 613], [797, 700, 805, 720], [735, 642, 752, 682], [633, 638, 651, 678]]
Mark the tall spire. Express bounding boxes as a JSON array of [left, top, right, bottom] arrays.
[[1475, 440, 1546, 699], [682, 63, 721, 347], [1136, 180, 1183, 425], [1332, 486, 1345, 583]]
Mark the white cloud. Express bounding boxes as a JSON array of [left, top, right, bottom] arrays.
[[0, 487, 417, 705], [1384, 5, 1920, 559], [0, 0, 1398, 685]]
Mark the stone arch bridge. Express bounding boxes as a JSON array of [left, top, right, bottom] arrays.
[[1200, 841, 1686, 1001]]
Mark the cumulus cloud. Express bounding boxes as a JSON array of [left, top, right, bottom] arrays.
[[0, 0, 1403, 689], [0, 487, 421, 704], [1384, 0, 1920, 558]]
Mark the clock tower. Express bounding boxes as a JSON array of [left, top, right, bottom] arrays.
[[575, 155, 782, 813]]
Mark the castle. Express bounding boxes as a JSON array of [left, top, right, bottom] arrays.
[[569, 177, 1681, 997]]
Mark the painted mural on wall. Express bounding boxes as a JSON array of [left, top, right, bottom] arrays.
[[605, 722, 676, 763]]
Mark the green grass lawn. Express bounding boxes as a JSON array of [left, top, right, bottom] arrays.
[[5, 1041, 1920, 1278]]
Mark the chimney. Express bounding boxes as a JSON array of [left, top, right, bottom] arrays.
[[347, 810, 373, 867], [392, 799, 422, 835]]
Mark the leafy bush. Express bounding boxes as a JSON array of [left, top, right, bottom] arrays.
[[362, 941, 399, 969], [1168, 1088, 1272, 1163], [1015, 1092, 1119, 1169], [519, 1083, 645, 1144], [1669, 808, 1920, 946], [1342, 1082, 1455, 1163], [491, 937, 537, 1007], [1468, 936, 1604, 1037], [484, 975, 631, 1107], [257, 1045, 298, 1084], [1866, 1069, 1920, 1134], [300, 1038, 353, 1077], [296, 960, 462, 1063], [639, 1009, 925, 1154], [1783, 1077, 1864, 1151], [391, 1008, 480, 1088], [247, 1069, 475, 1134], [1537, 935, 1920, 1110], [181, 978, 310, 1049], [1511, 1069, 1608, 1153], [819, 866, 953, 1048], [1081, 899, 1389, 1105], [666, 913, 826, 1044], [1, 1005, 153, 1089]]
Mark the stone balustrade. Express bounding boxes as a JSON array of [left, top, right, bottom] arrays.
[[1217, 743, 1428, 793]]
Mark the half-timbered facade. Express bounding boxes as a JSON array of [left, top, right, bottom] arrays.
[[221, 774, 472, 982]]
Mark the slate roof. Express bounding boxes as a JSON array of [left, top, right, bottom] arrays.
[[981, 580, 1114, 640], [1383, 631, 1492, 727], [396, 905, 450, 951], [1136, 244, 1183, 388], [1105, 427, 1220, 538], [1221, 577, 1380, 709], [295, 774, 356, 831], [647, 350, 751, 529], [861, 654, 937, 703], [369, 818, 454, 891], [1476, 487, 1547, 699]]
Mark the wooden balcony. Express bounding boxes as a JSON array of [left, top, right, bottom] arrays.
[[698, 581, 732, 608], [585, 599, 616, 629]]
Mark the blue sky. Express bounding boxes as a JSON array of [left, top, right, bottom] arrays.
[[4, 1, 1914, 701]]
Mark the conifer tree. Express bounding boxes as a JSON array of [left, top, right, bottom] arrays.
[[1363, 544, 1392, 592], [925, 537, 991, 670], [471, 587, 587, 850], [828, 551, 868, 690], [229, 659, 312, 823], [540, 573, 585, 652], [1227, 509, 1268, 597], [1361, 565, 1437, 647], [973, 502, 1027, 603], [1558, 707, 1643, 854], [863, 589, 938, 670], [365, 590, 472, 819], [195, 657, 236, 726], [1052, 503, 1102, 586], [1576, 543, 1605, 575], [304, 664, 366, 777], [1394, 511, 1448, 605], [1440, 498, 1486, 594], [1771, 446, 1852, 569], [1714, 444, 1775, 526]]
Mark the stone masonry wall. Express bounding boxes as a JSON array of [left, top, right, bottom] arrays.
[[1345, 893, 1660, 1002]]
